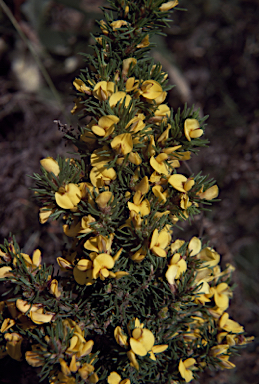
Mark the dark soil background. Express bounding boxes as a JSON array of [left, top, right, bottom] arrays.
[[0, 0, 258, 383]]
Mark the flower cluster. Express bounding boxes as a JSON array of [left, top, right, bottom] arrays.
[[0, 1, 252, 383]]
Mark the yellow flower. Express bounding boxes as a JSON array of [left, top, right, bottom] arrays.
[[198, 185, 219, 200], [55, 184, 81, 210], [111, 133, 133, 155], [212, 283, 232, 311], [184, 118, 203, 141], [78, 363, 95, 380], [160, 0, 179, 12], [129, 324, 168, 362], [168, 174, 193, 193], [150, 226, 172, 257], [122, 58, 137, 77], [40, 157, 60, 176], [93, 81, 115, 101], [130, 328, 155, 356], [50, 279, 61, 298], [84, 234, 114, 254], [90, 166, 117, 188], [153, 104, 170, 122], [188, 237, 202, 256], [150, 153, 170, 176], [196, 247, 220, 267], [13, 249, 41, 270], [25, 350, 44, 367], [91, 146, 114, 168], [109, 92, 132, 109], [219, 312, 244, 334], [73, 259, 93, 285], [114, 326, 128, 347], [140, 80, 165, 101], [4, 332, 23, 361], [0, 318, 15, 333], [92, 253, 115, 280], [96, 191, 114, 210], [152, 185, 169, 203], [73, 78, 92, 94], [0, 266, 13, 278], [137, 35, 150, 48], [39, 205, 55, 224], [165, 253, 187, 285], [127, 349, 139, 370], [108, 371, 130, 384], [128, 190, 150, 217], [125, 77, 139, 92], [178, 358, 196, 383], [111, 20, 128, 30], [91, 115, 119, 137], [171, 239, 185, 253], [29, 308, 54, 325]]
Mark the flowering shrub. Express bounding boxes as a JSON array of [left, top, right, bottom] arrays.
[[0, 1, 253, 383]]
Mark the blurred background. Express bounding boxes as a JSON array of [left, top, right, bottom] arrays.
[[0, 0, 258, 383]]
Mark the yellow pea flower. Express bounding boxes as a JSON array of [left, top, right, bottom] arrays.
[[152, 185, 169, 203], [168, 174, 193, 193], [127, 349, 139, 370], [150, 226, 172, 257], [4, 332, 23, 361], [171, 239, 185, 253], [122, 58, 137, 77], [196, 246, 220, 267], [166, 253, 187, 285], [188, 237, 202, 256], [29, 308, 54, 324], [198, 185, 219, 200], [125, 77, 139, 92], [109, 92, 132, 108], [108, 371, 130, 384], [73, 78, 92, 94], [91, 115, 119, 137], [92, 253, 115, 280], [137, 35, 150, 48], [84, 234, 114, 254], [126, 114, 145, 134], [80, 215, 96, 235], [178, 358, 196, 383], [212, 283, 232, 311], [0, 266, 13, 278], [39, 205, 55, 224], [40, 157, 60, 176], [111, 133, 133, 155], [150, 153, 170, 176], [13, 249, 41, 271], [111, 20, 128, 30], [128, 190, 150, 217], [184, 118, 203, 141], [219, 312, 244, 334], [96, 191, 114, 210], [50, 279, 61, 298], [130, 328, 155, 356], [25, 350, 44, 367], [152, 104, 170, 122], [55, 184, 81, 210], [91, 146, 114, 168], [160, 0, 179, 12], [93, 81, 115, 101], [0, 318, 15, 333], [114, 326, 128, 347], [90, 166, 117, 188], [139, 80, 164, 100], [78, 363, 95, 380]]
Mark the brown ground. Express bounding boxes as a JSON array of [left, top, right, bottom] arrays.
[[0, 0, 258, 383]]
